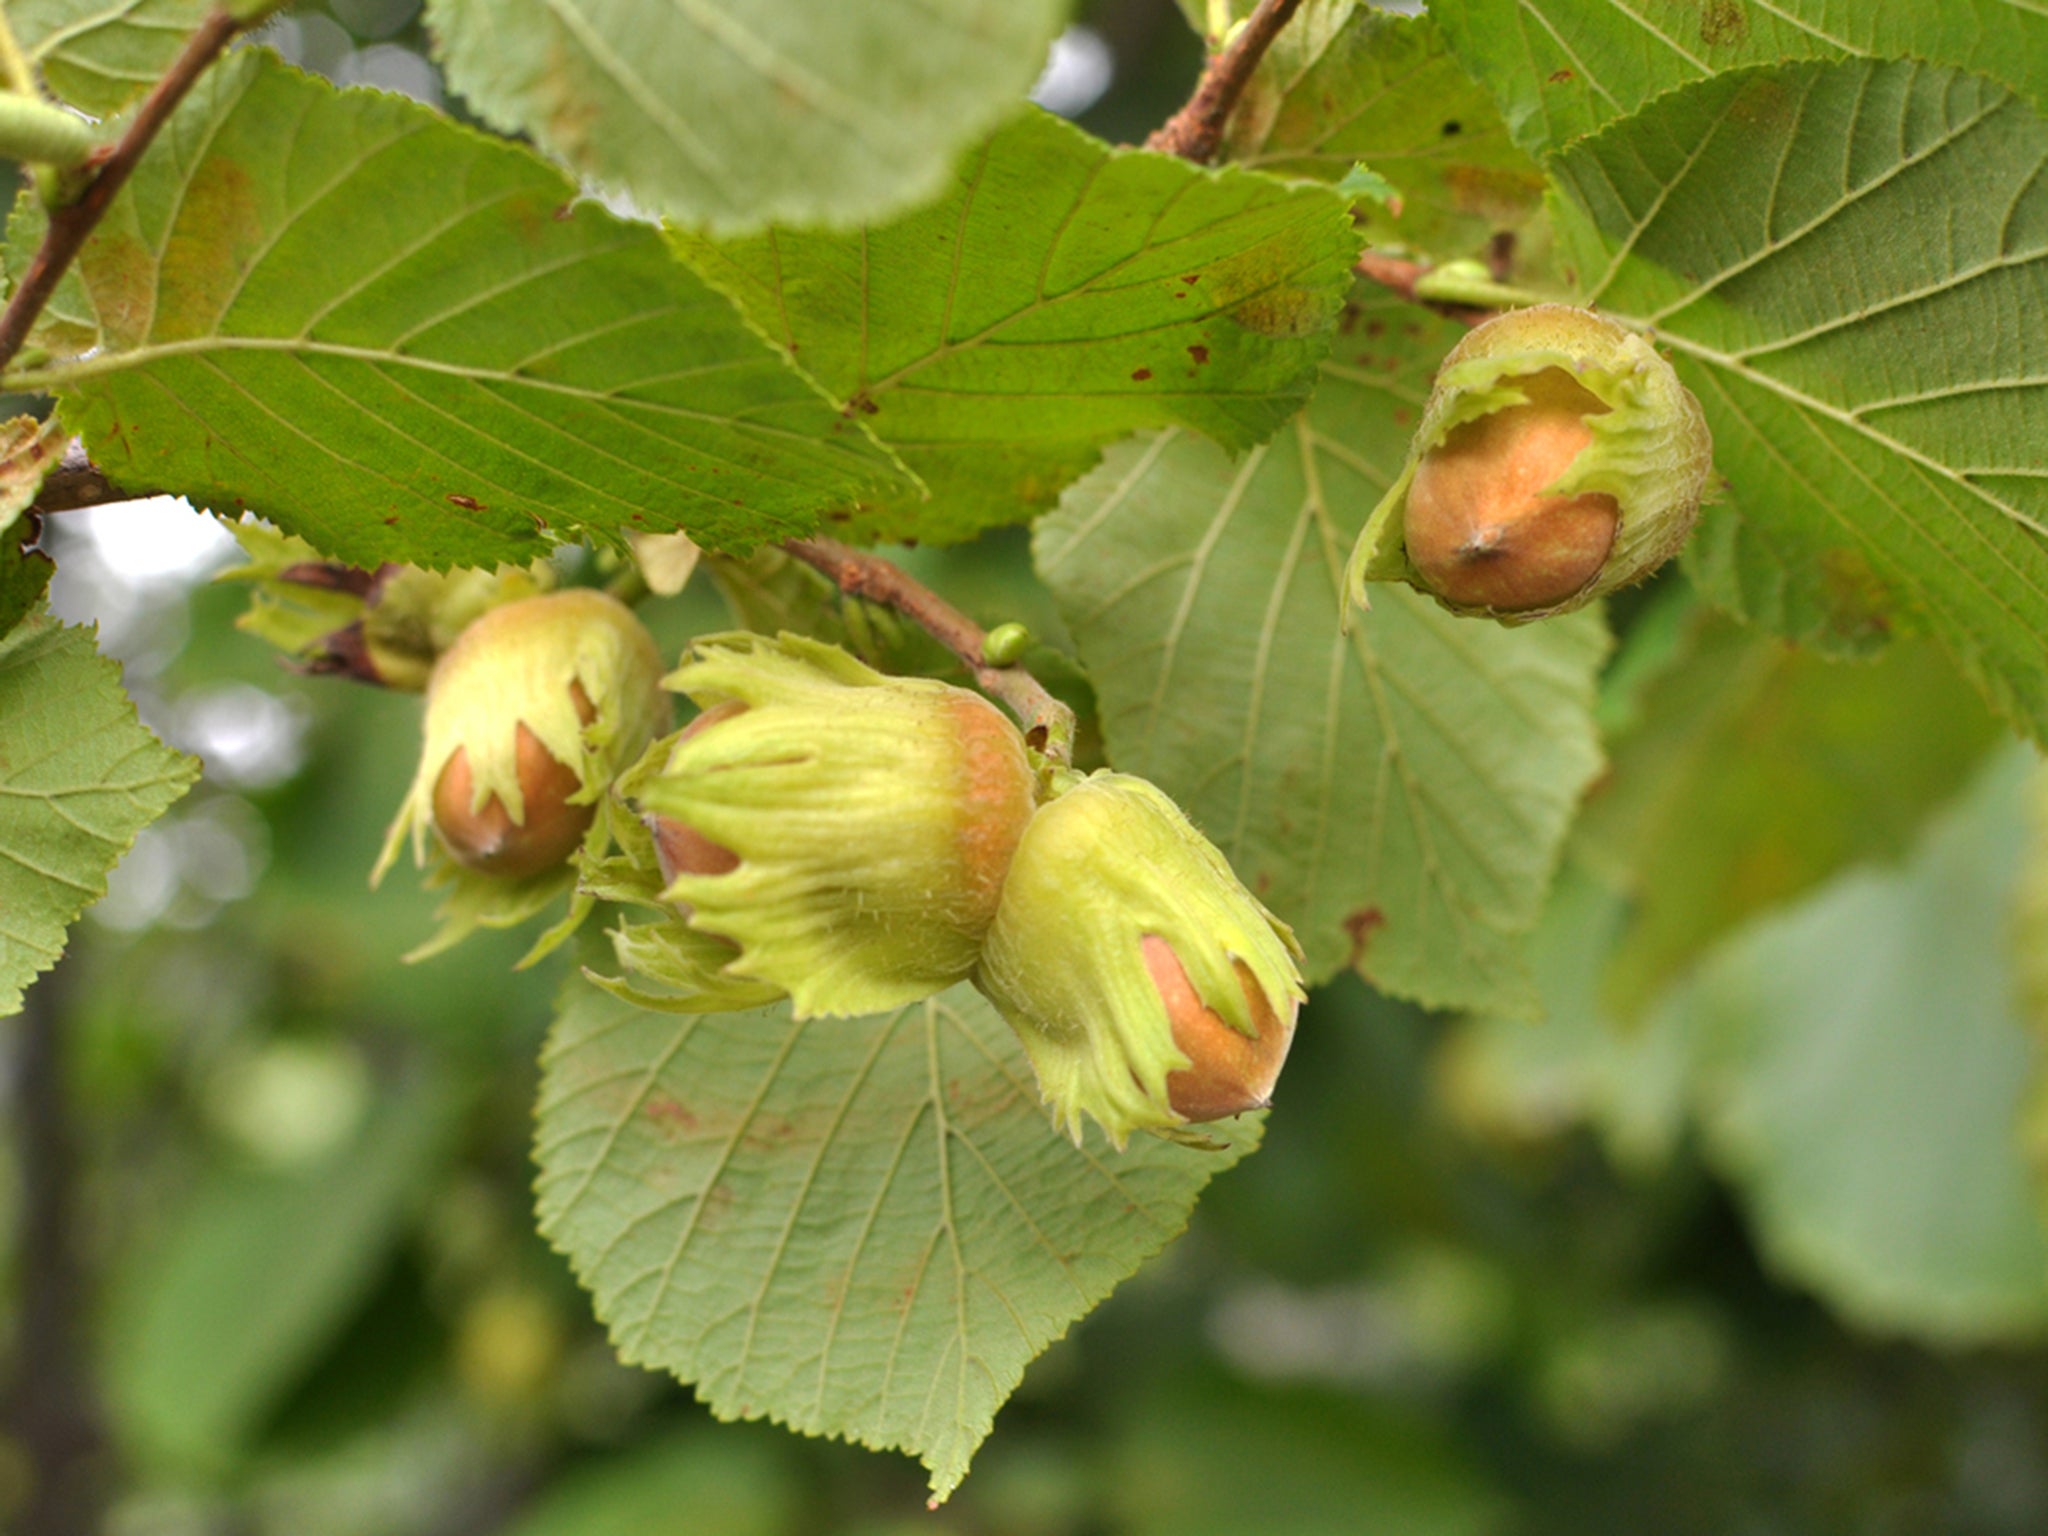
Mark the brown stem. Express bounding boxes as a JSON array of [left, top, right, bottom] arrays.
[[0, 8, 240, 377], [782, 536, 1076, 764], [2, 963, 112, 1536], [1146, 0, 1305, 163]]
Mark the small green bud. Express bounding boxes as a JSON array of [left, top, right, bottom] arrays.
[[973, 772, 1305, 1148], [375, 588, 671, 894], [1346, 304, 1712, 622], [634, 632, 1038, 1018], [982, 622, 1032, 668]]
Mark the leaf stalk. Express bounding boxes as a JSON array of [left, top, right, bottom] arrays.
[[782, 536, 1077, 766]]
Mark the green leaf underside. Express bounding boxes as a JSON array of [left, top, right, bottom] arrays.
[[1578, 618, 2005, 1019], [1684, 747, 2048, 1343], [675, 109, 1364, 545], [0, 613, 197, 1017], [1035, 286, 1608, 1018], [534, 977, 1260, 1500], [28, 51, 906, 570], [427, 0, 1068, 235], [13, 0, 211, 118], [1433, 0, 2048, 158], [104, 1066, 457, 1472], [1222, 2, 1546, 260], [1548, 60, 2048, 740]]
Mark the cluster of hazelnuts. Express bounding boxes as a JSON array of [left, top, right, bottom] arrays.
[[376, 591, 1303, 1148], [364, 304, 1711, 1148]]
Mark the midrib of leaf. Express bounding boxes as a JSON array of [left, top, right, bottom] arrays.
[[812, 1045, 926, 1422], [1137, 443, 1262, 766], [1578, 100, 1754, 308], [1321, 446, 1522, 982], [22, 336, 831, 444], [719, 1011, 904, 1396], [921, 1017, 973, 1456]]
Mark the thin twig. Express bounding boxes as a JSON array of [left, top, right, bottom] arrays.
[[0, 7, 240, 377], [1146, 0, 1305, 163], [782, 535, 1077, 764], [1354, 252, 1491, 327]]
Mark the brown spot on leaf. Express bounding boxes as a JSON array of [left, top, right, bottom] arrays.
[[1343, 907, 1385, 969], [1187, 344, 1209, 365], [697, 1180, 736, 1230], [446, 493, 483, 511], [642, 1092, 698, 1140], [1548, 68, 1575, 84], [155, 155, 261, 343], [1445, 163, 1548, 220], [1700, 0, 1749, 46], [1132, 367, 1153, 382]]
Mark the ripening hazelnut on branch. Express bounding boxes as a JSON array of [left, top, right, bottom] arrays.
[[374, 588, 671, 896], [1346, 304, 1712, 623], [432, 680, 596, 879], [632, 632, 1038, 1019], [972, 772, 1305, 1149]]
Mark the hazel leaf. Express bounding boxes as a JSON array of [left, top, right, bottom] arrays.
[[0, 614, 198, 1015], [1433, 0, 2048, 158], [1035, 284, 1608, 1017], [535, 976, 1260, 1501], [674, 109, 1364, 545], [426, 0, 1069, 236]]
